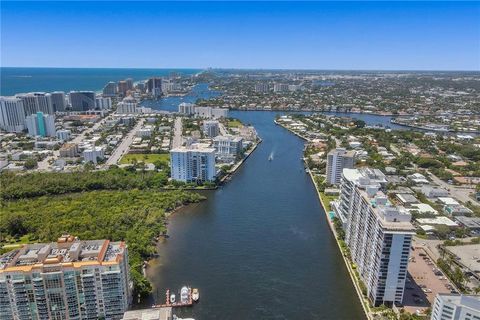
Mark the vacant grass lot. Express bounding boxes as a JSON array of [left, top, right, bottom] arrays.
[[120, 153, 170, 164]]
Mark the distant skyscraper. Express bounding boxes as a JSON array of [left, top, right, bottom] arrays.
[[25, 112, 56, 137], [255, 83, 270, 93], [0, 96, 25, 132], [146, 77, 162, 97], [178, 102, 196, 115], [125, 78, 134, 90], [273, 83, 289, 92], [170, 145, 216, 182], [69, 91, 95, 111], [103, 81, 118, 97], [116, 96, 138, 114], [95, 97, 112, 109], [326, 148, 356, 185], [340, 168, 414, 307], [50, 91, 66, 112], [431, 294, 480, 320], [0, 235, 131, 320], [15, 92, 53, 115], [213, 135, 243, 162], [117, 80, 129, 97]]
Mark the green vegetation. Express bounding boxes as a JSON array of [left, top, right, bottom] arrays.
[[227, 119, 242, 128], [0, 167, 170, 200], [1, 189, 205, 297], [120, 153, 170, 165]]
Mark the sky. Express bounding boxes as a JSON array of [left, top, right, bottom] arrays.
[[1, 1, 479, 71]]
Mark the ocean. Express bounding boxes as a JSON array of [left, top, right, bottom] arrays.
[[0, 67, 202, 96]]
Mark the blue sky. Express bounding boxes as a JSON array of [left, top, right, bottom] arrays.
[[1, 1, 479, 70]]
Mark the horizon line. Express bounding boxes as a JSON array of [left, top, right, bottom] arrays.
[[2, 66, 479, 73]]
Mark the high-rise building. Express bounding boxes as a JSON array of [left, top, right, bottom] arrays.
[[69, 91, 95, 111], [254, 83, 270, 93], [125, 78, 134, 91], [0, 235, 131, 320], [213, 135, 243, 162], [431, 294, 480, 320], [116, 96, 138, 114], [15, 92, 54, 115], [25, 112, 56, 137], [340, 168, 414, 307], [178, 102, 196, 115], [326, 148, 356, 185], [203, 120, 220, 138], [103, 81, 118, 97], [0, 96, 26, 132], [50, 91, 67, 112], [146, 77, 162, 98], [273, 83, 289, 92], [170, 145, 216, 182], [95, 97, 112, 109], [117, 81, 129, 97]]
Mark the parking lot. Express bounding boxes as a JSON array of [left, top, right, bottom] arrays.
[[402, 246, 454, 314]]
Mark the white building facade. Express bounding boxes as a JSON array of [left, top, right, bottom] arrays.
[[0, 97, 26, 132], [326, 148, 356, 185], [203, 120, 220, 138], [341, 168, 414, 307], [431, 294, 480, 320], [213, 135, 243, 162], [25, 112, 56, 137], [170, 146, 216, 183]]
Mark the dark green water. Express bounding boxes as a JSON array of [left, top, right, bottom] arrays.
[[145, 111, 366, 319]]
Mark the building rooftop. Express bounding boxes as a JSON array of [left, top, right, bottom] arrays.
[[437, 294, 480, 310], [0, 235, 126, 273], [122, 307, 172, 320]]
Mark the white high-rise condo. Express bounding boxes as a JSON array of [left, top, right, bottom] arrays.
[[213, 135, 243, 162], [15, 92, 54, 116], [431, 294, 480, 320], [170, 145, 216, 183], [326, 148, 356, 185], [0, 96, 26, 132], [203, 120, 220, 138], [116, 96, 138, 114], [178, 102, 196, 115], [25, 112, 56, 137], [340, 168, 414, 307], [0, 235, 131, 320]]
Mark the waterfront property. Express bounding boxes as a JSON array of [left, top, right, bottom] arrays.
[[326, 147, 356, 185], [340, 168, 415, 307], [170, 144, 216, 183], [0, 234, 131, 320]]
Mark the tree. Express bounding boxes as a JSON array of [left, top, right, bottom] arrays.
[[24, 158, 38, 169]]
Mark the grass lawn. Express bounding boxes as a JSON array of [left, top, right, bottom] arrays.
[[120, 153, 170, 165], [319, 192, 338, 211], [227, 119, 243, 128]]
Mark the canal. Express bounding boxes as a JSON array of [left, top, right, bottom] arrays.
[[144, 110, 366, 319]]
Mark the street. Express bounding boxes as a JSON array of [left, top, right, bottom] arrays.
[[427, 170, 480, 207], [105, 118, 145, 165], [172, 117, 184, 148]]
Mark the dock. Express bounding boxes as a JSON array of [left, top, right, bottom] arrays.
[[151, 288, 194, 308]]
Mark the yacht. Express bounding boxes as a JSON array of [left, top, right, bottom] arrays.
[[192, 288, 199, 302], [170, 293, 176, 304], [180, 286, 189, 304]]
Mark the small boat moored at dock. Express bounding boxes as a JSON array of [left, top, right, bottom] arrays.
[[192, 288, 199, 302], [170, 293, 176, 304]]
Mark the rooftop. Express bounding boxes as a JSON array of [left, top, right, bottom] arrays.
[[0, 235, 126, 273]]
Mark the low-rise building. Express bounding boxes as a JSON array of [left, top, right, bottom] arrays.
[[203, 120, 220, 138], [431, 294, 480, 320], [83, 146, 105, 164], [59, 143, 79, 158]]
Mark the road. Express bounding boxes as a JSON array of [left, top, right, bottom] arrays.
[[427, 170, 480, 207], [105, 118, 145, 166], [37, 118, 108, 170], [172, 117, 183, 148]]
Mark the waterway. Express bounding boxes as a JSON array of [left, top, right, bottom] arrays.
[[144, 110, 366, 319]]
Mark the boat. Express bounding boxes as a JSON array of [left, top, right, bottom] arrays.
[[192, 288, 199, 302], [180, 286, 189, 304], [268, 155, 273, 161], [170, 293, 176, 304]]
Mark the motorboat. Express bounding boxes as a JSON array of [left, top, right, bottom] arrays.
[[192, 288, 199, 302], [170, 293, 176, 304], [180, 286, 189, 304]]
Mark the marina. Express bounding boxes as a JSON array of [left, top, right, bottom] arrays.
[[151, 286, 199, 309]]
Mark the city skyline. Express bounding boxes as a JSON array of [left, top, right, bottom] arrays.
[[1, 1, 479, 71]]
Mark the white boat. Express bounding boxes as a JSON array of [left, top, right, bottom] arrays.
[[180, 286, 189, 304], [192, 288, 199, 302], [170, 293, 176, 304]]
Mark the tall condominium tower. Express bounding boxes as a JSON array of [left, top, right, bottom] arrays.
[[0, 235, 131, 320], [340, 168, 415, 307], [15, 92, 54, 116], [69, 91, 95, 111], [50, 92, 67, 112], [170, 145, 216, 182], [25, 112, 56, 137], [431, 294, 480, 320], [0, 96, 26, 133], [326, 148, 356, 185]]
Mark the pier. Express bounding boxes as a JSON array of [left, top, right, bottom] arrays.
[[151, 288, 194, 309]]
